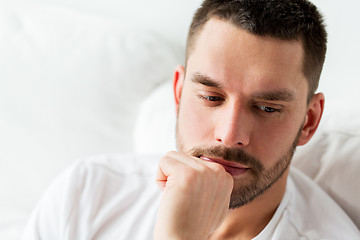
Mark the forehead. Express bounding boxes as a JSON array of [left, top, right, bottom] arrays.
[[186, 18, 307, 97]]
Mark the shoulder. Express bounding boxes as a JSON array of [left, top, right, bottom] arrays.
[[276, 167, 360, 239], [58, 153, 159, 186], [35, 153, 162, 203], [60, 153, 161, 200], [70, 153, 160, 175], [21, 153, 162, 239]]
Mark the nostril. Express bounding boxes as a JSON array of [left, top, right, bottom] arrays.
[[216, 138, 244, 146]]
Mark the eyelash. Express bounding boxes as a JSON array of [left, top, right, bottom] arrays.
[[198, 94, 282, 114], [256, 105, 281, 113], [198, 95, 224, 102]]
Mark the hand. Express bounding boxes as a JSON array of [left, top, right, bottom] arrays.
[[154, 151, 234, 240]]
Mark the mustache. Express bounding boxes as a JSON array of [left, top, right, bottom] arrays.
[[190, 145, 264, 172]]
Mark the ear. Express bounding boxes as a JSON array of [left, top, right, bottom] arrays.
[[297, 93, 325, 146], [173, 65, 185, 115]]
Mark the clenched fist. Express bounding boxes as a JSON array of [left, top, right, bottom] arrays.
[[154, 151, 234, 240]]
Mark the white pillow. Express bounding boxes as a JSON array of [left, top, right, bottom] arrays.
[[134, 80, 177, 154], [134, 82, 360, 228], [292, 100, 360, 227], [0, 4, 180, 237]]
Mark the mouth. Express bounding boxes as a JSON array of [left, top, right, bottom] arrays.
[[199, 156, 250, 177]]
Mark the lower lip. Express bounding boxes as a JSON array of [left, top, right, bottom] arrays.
[[200, 157, 248, 176], [221, 165, 248, 176]]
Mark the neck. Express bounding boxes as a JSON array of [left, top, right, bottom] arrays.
[[210, 168, 289, 240]]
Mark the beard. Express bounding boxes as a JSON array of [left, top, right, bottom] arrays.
[[176, 123, 303, 209]]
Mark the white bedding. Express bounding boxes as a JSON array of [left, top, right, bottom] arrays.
[[0, 4, 181, 238]]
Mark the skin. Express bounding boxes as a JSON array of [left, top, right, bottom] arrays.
[[154, 18, 324, 240]]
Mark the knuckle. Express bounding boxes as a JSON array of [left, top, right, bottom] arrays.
[[224, 174, 234, 190], [196, 163, 209, 174], [166, 150, 177, 156], [179, 167, 197, 185], [181, 167, 199, 182], [163, 151, 177, 160], [158, 156, 173, 169], [177, 169, 200, 192], [160, 154, 173, 162], [211, 163, 225, 173], [205, 162, 226, 178]]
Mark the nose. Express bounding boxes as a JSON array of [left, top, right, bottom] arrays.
[[214, 102, 251, 147]]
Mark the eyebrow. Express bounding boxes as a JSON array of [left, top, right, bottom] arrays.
[[191, 73, 296, 102], [191, 73, 222, 88], [252, 90, 296, 102]]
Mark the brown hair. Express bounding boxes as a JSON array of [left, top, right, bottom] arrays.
[[186, 0, 327, 101]]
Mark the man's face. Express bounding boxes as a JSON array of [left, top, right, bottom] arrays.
[[175, 19, 311, 208]]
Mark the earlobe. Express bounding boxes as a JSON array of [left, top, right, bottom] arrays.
[[173, 65, 185, 114], [297, 93, 325, 146]]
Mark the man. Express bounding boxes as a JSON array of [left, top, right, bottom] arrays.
[[22, 0, 360, 239]]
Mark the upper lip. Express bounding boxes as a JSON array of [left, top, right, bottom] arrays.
[[200, 156, 250, 169]]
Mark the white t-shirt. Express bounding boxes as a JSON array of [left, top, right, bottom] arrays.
[[21, 154, 360, 240]]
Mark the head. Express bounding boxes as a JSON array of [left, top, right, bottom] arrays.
[[187, 0, 327, 102], [174, 0, 327, 209]]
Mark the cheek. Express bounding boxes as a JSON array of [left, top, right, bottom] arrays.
[[177, 95, 213, 146], [251, 114, 303, 165]]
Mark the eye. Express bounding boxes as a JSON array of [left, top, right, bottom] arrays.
[[254, 104, 283, 117], [258, 105, 278, 113], [197, 94, 225, 106], [199, 95, 223, 102]]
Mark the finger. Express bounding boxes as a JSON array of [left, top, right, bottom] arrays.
[[156, 167, 167, 191], [156, 152, 190, 190], [166, 151, 220, 174], [165, 151, 201, 169]]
